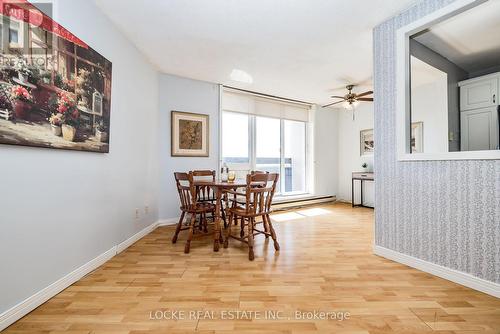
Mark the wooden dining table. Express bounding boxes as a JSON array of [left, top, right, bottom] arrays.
[[193, 179, 247, 251]]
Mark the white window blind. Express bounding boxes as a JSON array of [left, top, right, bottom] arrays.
[[222, 88, 310, 122]]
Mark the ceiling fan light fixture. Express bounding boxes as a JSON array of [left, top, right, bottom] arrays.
[[322, 84, 373, 109]]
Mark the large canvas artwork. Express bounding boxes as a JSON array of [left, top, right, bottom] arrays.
[[0, 1, 112, 153]]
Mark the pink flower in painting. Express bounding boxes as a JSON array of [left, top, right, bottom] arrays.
[[58, 105, 67, 113], [11, 85, 32, 102]]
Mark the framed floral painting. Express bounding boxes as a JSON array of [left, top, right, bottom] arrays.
[[171, 111, 209, 157]]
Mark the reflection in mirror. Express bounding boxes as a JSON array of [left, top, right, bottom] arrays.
[[409, 0, 500, 153]]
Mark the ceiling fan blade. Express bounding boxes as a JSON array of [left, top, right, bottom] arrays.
[[330, 95, 345, 99], [357, 98, 373, 101], [322, 100, 345, 108], [356, 91, 373, 98]]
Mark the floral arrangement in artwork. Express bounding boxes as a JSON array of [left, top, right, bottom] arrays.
[[11, 85, 32, 102], [75, 68, 92, 107], [13, 57, 32, 80], [57, 92, 79, 126], [48, 113, 64, 126], [54, 73, 74, 91]]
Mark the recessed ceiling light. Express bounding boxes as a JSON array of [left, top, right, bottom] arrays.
[[230, 69, 253, 84]]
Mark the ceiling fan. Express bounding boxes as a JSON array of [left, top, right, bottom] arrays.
[[322, 85, 373, 108]]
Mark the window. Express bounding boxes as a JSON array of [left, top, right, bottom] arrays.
[[221, 89, 311, 195], [222, 112, 308, 196], [8, 20, 22, 48], [9, 28, 18, 44], [256, 116, 281, 192], [222, 111, 249, 164], [284, 120, 306, 194]]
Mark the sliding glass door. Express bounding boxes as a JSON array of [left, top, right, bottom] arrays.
[[256, 116, 281, 193], [283, 119, 306, 194], [222, 111, 308, 196]]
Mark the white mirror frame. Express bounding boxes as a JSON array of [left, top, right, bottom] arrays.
[[396, 0, 500, 161]]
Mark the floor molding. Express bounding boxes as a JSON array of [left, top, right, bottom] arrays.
[[0, 220, 161, 331], [158, 217, 179, 226], [373, 245, 500, 298], [0, 246, 116, 331], [272, 196, 336, 211], [116, 221, 159, 254]]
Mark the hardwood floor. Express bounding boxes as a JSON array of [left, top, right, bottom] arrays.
[[5, 203, 500, 333]]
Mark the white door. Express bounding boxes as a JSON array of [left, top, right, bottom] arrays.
[[460, 107, 499, 151], [460, 78, 498, 111]]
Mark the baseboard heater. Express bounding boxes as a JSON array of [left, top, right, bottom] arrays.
[[272, 196, 336, 211]]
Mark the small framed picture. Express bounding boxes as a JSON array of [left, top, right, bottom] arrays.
[[360, 128, 374, 156], [171, 111, 209, 157]]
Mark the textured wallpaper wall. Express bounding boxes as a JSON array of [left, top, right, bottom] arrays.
[[373, 0, 500, 284]]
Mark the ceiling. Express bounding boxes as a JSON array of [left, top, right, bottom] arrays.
[[95, 0, 416, 104], [413, 0, 500, 75]]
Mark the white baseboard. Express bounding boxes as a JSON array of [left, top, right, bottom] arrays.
[[272, 196, 336, 211], [116, 221, 159, 254], [158, 217, 180, 226], [0, 246, 116, 331], [0, 220, 161, 331], [373, 245, 500, 298]]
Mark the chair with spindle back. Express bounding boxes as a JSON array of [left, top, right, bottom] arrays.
[[228, 170, 268, 206], [191, 169, 229, 229], [191, 170, 216, 202], [172, 172, 215, 253], [228, 170, 269, 235], [250, 170, 268, 175], [191, 170, 216, 232], [225, 173, 280, 260]]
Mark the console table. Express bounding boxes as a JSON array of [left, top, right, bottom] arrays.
[[352, 172, 374, 208]]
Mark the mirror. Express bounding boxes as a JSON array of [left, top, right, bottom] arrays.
[[409, 0, 500, 153]]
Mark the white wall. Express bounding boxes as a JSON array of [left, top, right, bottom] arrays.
[[336, 104, 374, 206], [411, 57, 449, 153], [312, 106, 338, 198], [158, 74, 220, 220], [0, 0, 159, 316]]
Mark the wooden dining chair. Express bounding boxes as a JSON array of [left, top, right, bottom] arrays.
[[227, 170, 269, 229], [172, 172, 215, 253], [191, 169, 229, 228], [225, 173, 280, 260], [191, 170, 216, 232], [228, 170, 267, 204], [191, 170, 216, 203], [250, 170, 268, 175]]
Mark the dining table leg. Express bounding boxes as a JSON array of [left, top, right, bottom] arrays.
[[213, 187, 222, 252]]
